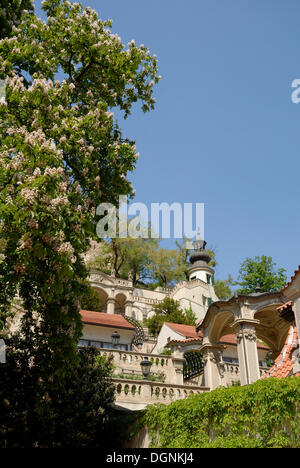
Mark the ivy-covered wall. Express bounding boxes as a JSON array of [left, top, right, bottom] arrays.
[[133, 377, 300, 448]]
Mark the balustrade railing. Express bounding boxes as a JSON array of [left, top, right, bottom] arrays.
[[113, 378, 209, 407], [223, 362, 270, 379]]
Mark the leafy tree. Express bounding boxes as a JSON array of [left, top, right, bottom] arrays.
[[235, 256, 287, 295], [214, 275, 233, 300], [87, 236, 218, 289], [79, 282, 102, 312], [88, 236, 159, 285], [145, 298, 196, 336], [0, 0, 160, 376], [147, 247, 184, 288], [184, 303, 197, 325], [0, 0, 34, 40]]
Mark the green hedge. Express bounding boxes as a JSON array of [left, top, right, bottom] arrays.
[[139, 377, 300, 448]]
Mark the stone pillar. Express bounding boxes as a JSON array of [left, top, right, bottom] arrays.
[[234, 320, 260, 386], [125, 300, 133, 318], [171, 345, 185, 385], [106, 297, 115, 314], [140, 382, 152, 403], [293, 297, 300, 374], [294, 298, 300, 346], [200, 344, 225, 390]]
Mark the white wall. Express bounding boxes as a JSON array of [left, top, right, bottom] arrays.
[[151, 323, 186, 354], [81, 323, 134, 349]]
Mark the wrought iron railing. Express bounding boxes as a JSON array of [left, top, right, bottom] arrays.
[[122, 314, 145, 346], [183, 351, 204, 380]]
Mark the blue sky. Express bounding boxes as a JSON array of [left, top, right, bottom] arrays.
[[35, 0, 300, 283]]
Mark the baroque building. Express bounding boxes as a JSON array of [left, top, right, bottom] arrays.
[[86, 238, 218, 324]]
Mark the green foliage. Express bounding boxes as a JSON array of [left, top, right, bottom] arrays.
[[87, 237, 218, 290], [0, 345, 116, 448], [138, 377, 300, 448], [184, 303, 197, 325], [88, 236, 159, 285], [79, 281, 102, 311], [0, 0, 34, 40], [235, 255, 287, 294], [160, 348, 172, 356], [214, 275, 233, 300], [145, 298, 196, 336], [114, 372, 165, 382]]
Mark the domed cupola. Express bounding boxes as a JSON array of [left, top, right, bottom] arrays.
[[189, 240, 211, 267], [188, 238, 215, 283]]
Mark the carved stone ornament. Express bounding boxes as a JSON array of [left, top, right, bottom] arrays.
[[235, 327, 257, 343], [202, 349, 222, 365]]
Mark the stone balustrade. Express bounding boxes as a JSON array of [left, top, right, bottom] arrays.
[[112, 377, 209, 410], [222, 362, 269, 385], [97, 348, 270, 396], [98, 348, 174, 382]]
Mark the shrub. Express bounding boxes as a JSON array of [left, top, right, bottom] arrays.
[[139, 377, 300, 448], [0, 346, 115, 448]]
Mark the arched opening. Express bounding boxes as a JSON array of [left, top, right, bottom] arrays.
[[209, 310, 235, 344], [92, 287, 108, 312], [254, 305, 290, 358], [115, 293, 126, 315], [146, 310, 155, 320], [132, 308, 143, 322]]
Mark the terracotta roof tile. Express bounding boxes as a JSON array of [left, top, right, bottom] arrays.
[[277, 301, 293, 312], [80, 310, 135, 330], [167, 337, 203, 346], [165, 322, 200, 338], [166, 332, 269, 350], [282, 266, 300, 292], [262, 323, 299, 379]]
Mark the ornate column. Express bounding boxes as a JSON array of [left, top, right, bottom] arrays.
[[200, 343, 225, 390], [234, 319, 260, 386], [125, 299, 133, 318], [293, 298, 300, 374], [106, 297, 116, 314]]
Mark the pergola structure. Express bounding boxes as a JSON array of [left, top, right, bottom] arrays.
[[170, 289, 291, 390], [197, 290, 290, 389]]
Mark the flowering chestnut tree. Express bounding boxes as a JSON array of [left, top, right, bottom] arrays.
[[0, 0, 34, 40], [0, 0, 160, 375]]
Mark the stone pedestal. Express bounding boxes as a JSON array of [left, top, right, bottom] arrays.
[[200, 344, 225, 390], [171, 346, 185, 385], [234, 320, 260, 386], [106, 297, 116, 314]]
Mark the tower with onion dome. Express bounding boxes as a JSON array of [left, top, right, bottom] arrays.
[[188, 238, 215, 286]]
